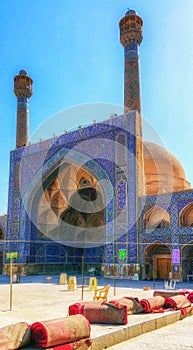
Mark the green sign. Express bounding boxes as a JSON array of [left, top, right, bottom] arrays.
[[6, 252, 18, 259], [119, 249, 127, 259]]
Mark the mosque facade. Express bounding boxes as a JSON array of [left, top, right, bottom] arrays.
[[2, 10, 193, 280]]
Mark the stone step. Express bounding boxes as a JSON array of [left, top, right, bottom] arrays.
[[91, 310, 193, 350]]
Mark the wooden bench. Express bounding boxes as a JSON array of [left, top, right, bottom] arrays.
[[93, 285, 110, 301]]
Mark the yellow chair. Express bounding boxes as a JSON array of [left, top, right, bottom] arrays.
[[93, 285, 110, 301], [89, 277, 97, 291]]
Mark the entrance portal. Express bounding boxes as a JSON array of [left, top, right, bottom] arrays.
[[144, 242, 171, 279]]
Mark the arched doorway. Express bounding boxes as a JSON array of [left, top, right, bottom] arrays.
[[182, 241, 193, 280], [144, 241, 171, 279]]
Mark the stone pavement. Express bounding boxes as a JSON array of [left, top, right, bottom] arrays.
[[0, 281, 154, 325], [0, 279, 192, 349], [107, 316, 193, 350]]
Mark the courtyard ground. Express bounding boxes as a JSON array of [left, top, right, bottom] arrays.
[[0, 275, 193, 349]]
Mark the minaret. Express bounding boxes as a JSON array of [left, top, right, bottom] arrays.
[[14, 70, 33, 148], [119, 9, 143, 113]]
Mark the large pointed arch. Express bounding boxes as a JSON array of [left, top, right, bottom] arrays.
[[22, 149, 111, 227], [20, 147, 113, 264]]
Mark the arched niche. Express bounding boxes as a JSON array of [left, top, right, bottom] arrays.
[[143, 206, 170, 229]]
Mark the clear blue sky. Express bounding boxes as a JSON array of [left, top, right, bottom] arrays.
[[0, 0, 193, 214]]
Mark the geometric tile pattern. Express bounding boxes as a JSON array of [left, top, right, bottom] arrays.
[[139, 190, 193, 264], [124, 49, 141, 113], [116, 180, 127, 210], [16, 97, 29, 148]]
